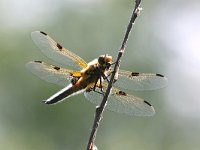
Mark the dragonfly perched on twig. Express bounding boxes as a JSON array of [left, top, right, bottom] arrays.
[[26, 31, 168, 117]]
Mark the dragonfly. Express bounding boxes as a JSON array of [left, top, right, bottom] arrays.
[[26, 31, 168, 117]]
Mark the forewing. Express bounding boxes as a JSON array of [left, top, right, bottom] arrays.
[[26, 61, 81, 87], [31, 31, 87, 70], [84, 86, 155, 117], [114, 70, 168, 91]]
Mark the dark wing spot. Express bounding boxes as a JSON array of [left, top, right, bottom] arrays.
[[156, 73, 164, 77], [34, 60, 42, 63], [131, 72, 139, 76], [56, 43, 63, 50], [144, 100, 152, 106], [118, 90, 127, 96], [40, 31, 47, 36], [53, 66, 60, 70]]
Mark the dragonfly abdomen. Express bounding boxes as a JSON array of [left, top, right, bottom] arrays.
[[44, 83, 85, 104]]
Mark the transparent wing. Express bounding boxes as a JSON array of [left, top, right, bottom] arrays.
[[31, 31, 88, 70], [113, 70, 168, 91], [26, 61, 81, 87], [84, 86, 155, 117]]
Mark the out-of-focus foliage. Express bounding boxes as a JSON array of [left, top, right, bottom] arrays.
[[0, 0, 200, 150]]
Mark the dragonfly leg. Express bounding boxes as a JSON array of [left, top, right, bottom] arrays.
[[92, 77, 103, 92], [99, 77, 104, 92], [86, 85, 104, 96], [101, 72, 110, 83], [90, 77, 105, 96], [92, 79, 98, 91]]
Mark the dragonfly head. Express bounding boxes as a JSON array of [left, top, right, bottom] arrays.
[[98, 54, 112, 70]]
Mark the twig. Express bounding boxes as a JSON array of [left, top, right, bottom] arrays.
[[86, 0, 142, 149]]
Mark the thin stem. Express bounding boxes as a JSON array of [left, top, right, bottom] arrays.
[[86, 1, 142, 149]]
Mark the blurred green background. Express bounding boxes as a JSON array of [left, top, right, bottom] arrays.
[[1, 0, 200, 150]]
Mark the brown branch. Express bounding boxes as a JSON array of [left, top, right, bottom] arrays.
[[86, 0, 142, 149]]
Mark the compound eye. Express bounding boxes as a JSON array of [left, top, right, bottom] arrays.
[[98, 56, 105, 65]]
